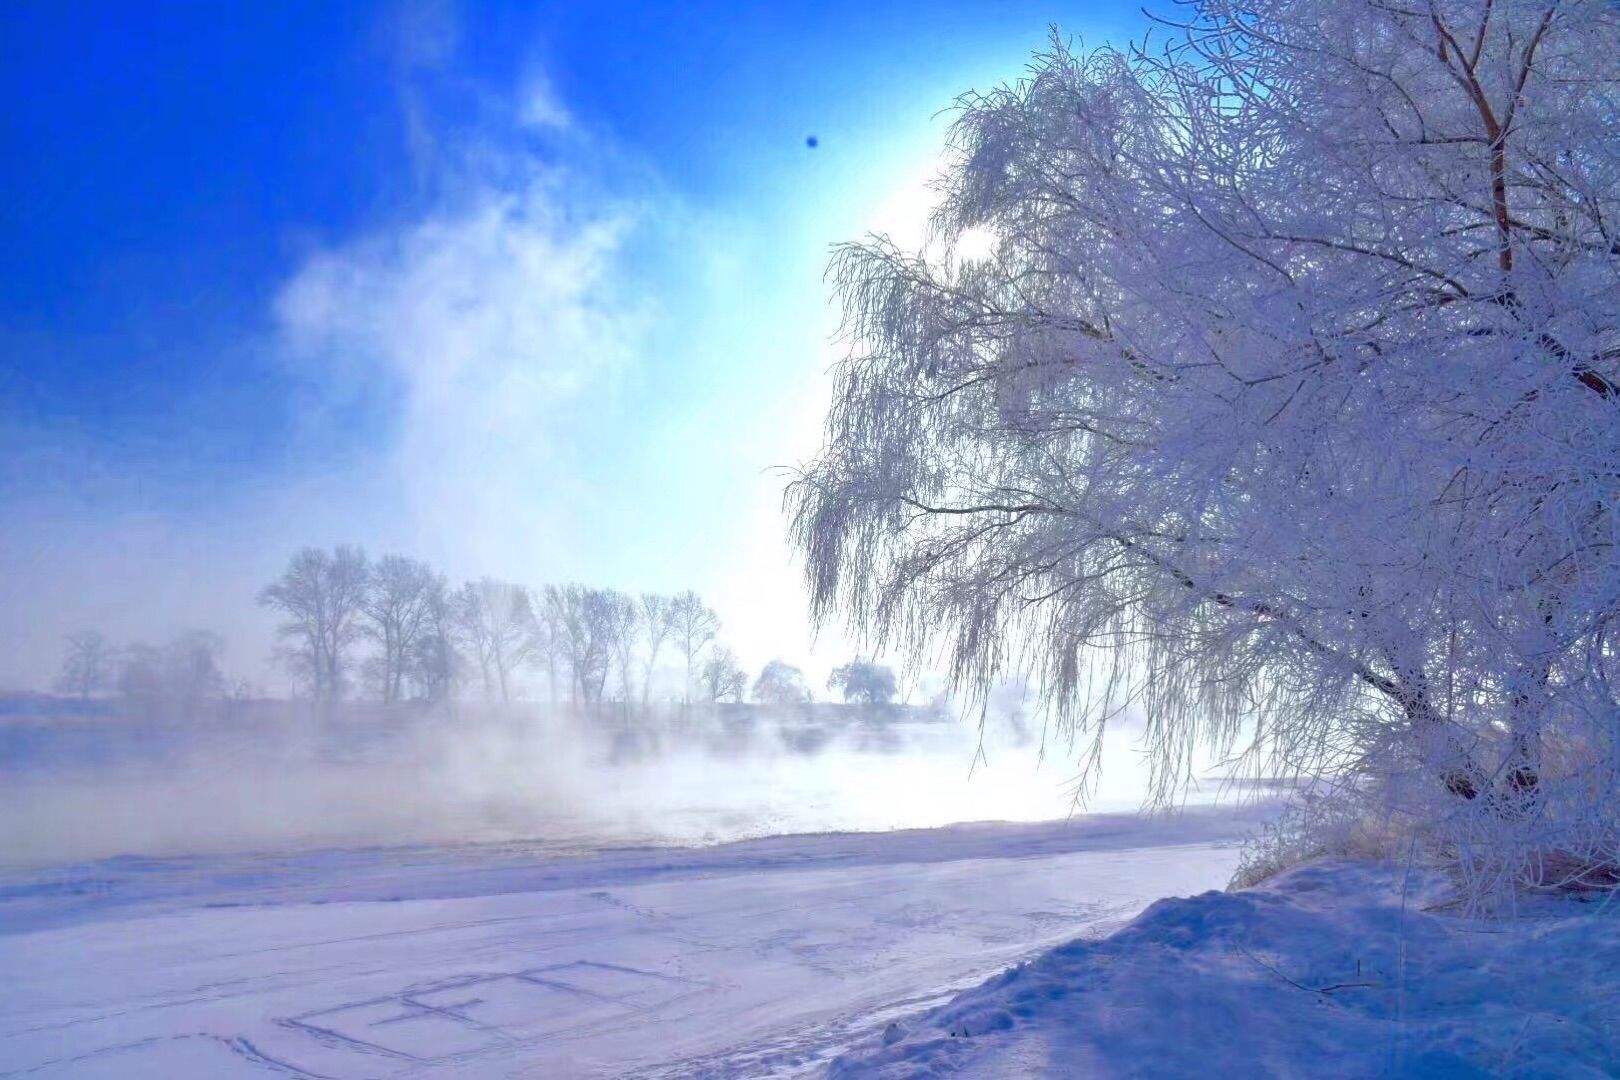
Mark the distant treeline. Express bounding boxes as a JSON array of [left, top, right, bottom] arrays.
[[52, 546, 900, 712]]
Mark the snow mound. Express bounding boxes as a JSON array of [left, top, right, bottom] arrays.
[[830, 861, 1620, 1078]]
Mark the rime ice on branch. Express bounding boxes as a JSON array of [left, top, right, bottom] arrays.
[[791, 0, 1620, 880]]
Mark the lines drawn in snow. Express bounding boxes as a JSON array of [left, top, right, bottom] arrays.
[[281, 962, 700, 1063], [0, 1032, 328, 1079]]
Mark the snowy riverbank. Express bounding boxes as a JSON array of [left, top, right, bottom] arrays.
[[832, 860, 1620, 1078], [6, 799, 1610, 1079], [0, 807, 1266, 1078]]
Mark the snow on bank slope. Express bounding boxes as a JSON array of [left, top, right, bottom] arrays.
[[832, 861, 1620, 1078]]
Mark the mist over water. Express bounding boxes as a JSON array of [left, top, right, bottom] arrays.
[[0, 702, 1206, 867]]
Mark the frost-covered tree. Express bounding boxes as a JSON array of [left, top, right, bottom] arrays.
[[753, 659, 813, 705], [791, 0, 1620, 867], [259, 546, 370, 701], [55, 630, 113, 699], [827, 661, 898, 706]]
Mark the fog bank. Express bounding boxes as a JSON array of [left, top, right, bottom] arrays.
[[0, 702, 1218, 866]]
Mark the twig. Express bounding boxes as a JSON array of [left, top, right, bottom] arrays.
[[1233, 941, 1380, 997]]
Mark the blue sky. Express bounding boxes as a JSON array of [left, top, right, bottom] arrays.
[[0, 0, 1136, 690]]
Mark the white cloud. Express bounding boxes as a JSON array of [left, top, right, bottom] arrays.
[[519, 73, 572, 131], [275, 167, 644, 576]]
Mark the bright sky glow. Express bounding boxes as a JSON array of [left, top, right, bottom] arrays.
[[0, 0, 1137, 691]]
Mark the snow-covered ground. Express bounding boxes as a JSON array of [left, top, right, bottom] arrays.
[[0, 807, 1267, 1078], [833, 860, 1620, 1078]]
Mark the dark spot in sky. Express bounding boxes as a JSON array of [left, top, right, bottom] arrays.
[[805, 135, 819, 149]]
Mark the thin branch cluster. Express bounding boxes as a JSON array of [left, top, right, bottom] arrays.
[[791, 0, 1620, 898]]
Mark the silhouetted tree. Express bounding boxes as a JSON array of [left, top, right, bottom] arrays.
[[259, 546, 370, 700], [527, 591, 564, 705], [637, 593, 678, 706], [604, 590, 640, 702], [701, 646, 748, 703], [827, 661, 897, 705], [55, 630, 113, 700], [753, 660, 812, 705], [362, 555, 442, 704], [116, 630, 226, 717], [165, 629, 227, 710], [670, 591, 719, 705], [545, 584, 616, 704], [407, 580, 460, 702], [455, 578, 534, 703]]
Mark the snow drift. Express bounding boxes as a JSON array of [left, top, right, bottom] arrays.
[[831, 861, 1620, 1078]]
